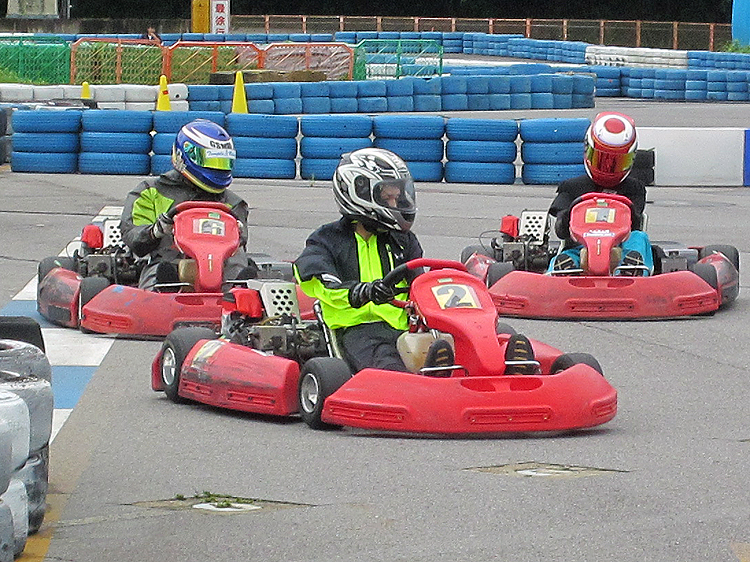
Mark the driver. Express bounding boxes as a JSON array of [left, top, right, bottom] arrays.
[[120, 119, 257, 290], [293, 148, 455, 374], [548, 111, 653, 276]]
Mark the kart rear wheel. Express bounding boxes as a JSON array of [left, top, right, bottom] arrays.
[[692, 262, 718, 291], [550, 353, 603, 375], [38, 256, 76, 283], [0, 318, 45, 352], [298, 357, 352, 430], [486, 261, 515, 288], [700, 244, 740, 271], [160, 327, 217, 403], [460, 244, 495, 264]]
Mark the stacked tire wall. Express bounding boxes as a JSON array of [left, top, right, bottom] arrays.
[[300, 115, 373, 181], [79, 110, 153, 175], [444, 118, 518, 185], [10, 110, 80, 173], [225, 114, 298, 179], [519, 118, 590, 185], [373, 115, 445, 182]]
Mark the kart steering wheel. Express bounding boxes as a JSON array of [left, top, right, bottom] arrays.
[[574, 192, 634, 208], [168, 200, 232, 219], [382, 258, 468, 308]]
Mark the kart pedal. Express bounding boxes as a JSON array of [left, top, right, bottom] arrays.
[[504, 334, 539, 375], [616, 250, 647, 277], [421, 339, 455, 378], [552, 253, 578, 273]]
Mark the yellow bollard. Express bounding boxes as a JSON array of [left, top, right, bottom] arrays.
[[81, 81, 91, 100], [231, 71, 248, 114], [156, 75, 172, 111]]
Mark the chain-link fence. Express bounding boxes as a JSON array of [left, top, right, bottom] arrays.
[[263, 43, 353, 79], [0, 37, 70, 85], [71, 39, 164, 85], [353, 40, 442, 80], [166, 42, 262, 84]]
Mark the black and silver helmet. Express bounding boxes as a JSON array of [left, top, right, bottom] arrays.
[[332, 148, 417, 232]]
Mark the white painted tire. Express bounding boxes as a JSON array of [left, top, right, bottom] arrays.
[[1, 479, 27, 558], [0, 340, 52, 384], [32, 86, 65, 101], [123, 85, 158, 102], [16, 446, 48, 534], [0, 432, 11, 497], [0, 371, 53, 454], [0, 501, 14, 562], [0, 391, 28, 471], [168, 83, 189, 101], [0, 85, 33, 103], [91, 85, 126, 102]]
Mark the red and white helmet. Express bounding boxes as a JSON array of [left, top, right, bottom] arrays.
[[584, 112, 638, 188]]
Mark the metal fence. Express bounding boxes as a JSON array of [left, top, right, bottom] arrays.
[[230, 15, 732, 51], [0, 37, 70, 84], [353, 40, 442, 80]]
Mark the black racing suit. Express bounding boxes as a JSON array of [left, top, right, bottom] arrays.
[[120, 169, 251, 290], [294, 217, 423, 372]]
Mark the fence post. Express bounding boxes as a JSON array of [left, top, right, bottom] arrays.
[[636, 20, 641, 47], [377, 16, 382, 32], [264, 15, 269, 34], [525, 18, 532, 38], [489, 18, 494, 34], [302, 15, 307, 33], [563, 19, 568, 40], [339, 16, 344, 32], [709, 23, 715, 51], [673, 22, 678, 49], [451, 18, 456, 32], [600, 20, 605, 45]]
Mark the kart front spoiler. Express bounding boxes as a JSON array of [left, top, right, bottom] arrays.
[[81, 286, 224, 336], [36, 267, 81, 328], [488, 270, 721, 319], [322, 366, 617, 434], [151, 339, 300, 416]]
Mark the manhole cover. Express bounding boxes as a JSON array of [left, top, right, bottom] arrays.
[[467, 461, 626, 478], [135, 492, 312, 514], [192, 502, 262, 513]]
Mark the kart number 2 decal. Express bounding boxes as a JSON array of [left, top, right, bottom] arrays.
[[431, 284, 480, 309], [585, 208, 615, 223], [193, 217, 226, 236]]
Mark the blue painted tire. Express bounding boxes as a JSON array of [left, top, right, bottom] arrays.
[[150, 154, 172, 175], [373, 115, 445, 139], [521, 163, 585, 185], [12, 110, 82, 133], [521, 141, 583, 164], [188, 84, 219, 101], [441, 94, 469, 111], [412, 78, 442, 95], [446, 140, 516, 163], [300, 137, 372, 159], [357, 97, 388, 113], [233, 158, 296, 179], [81, 110, 153, 133], [79, 132, 152, 154], [374, 138, 443, 161], [225, 114, 299, 138], [406, 161, 444, 182], [78, 152, 150, 175], [387, 96, 414, 112], [152, 133, 176, 155], [519, 118, 590, 142], [11, 151, 77, 173], [329, 98, 359, 113], [302, 97, 332, 114], [300, 158, 339, 180], [412, 95, 442, 112], [274, 98, 303, 115], [300, 115, 372, 138], [235, 137, 298, 160], [357, 81, 387, 97], [510, 93, 532, 109], [12, 133, 79, 153], [153, 111, 225, 133], [444, 161, 516, 184]]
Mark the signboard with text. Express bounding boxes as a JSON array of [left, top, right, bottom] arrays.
[[211, 0, 230, 34]]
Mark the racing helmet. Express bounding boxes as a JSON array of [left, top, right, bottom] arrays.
[[332, 148, 417, 232], [584, 112, 638, 188], [172, 119, 236, 193]]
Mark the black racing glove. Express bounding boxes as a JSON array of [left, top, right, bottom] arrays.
[[348, 280, 396, 308], [554, 208, 571, 240], [150, 212, 174, 239]]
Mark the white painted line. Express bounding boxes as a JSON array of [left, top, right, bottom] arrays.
[[42, 328, 115, 366], [51, 409, 72, 442], [13, 279, 36, 301]]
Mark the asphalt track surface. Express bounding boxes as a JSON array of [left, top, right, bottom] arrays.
[[2, 97, 750, 562]]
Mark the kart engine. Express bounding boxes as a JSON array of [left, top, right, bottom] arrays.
[[493, 234, 558, 272], [76, 245, 142, 285]]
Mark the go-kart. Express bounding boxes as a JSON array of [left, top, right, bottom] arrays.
[[152, 257, 617, 435], [37, 201, 311, 337], [461, 192, 740, 320]]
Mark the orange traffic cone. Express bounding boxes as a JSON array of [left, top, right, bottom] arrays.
[[231, 71, 248, 114]]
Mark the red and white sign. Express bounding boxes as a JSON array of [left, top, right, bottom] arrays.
[[211, 0, 230, 34]]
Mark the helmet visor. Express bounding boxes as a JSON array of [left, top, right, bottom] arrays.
[[184, 142, 236, 171], [586, 145, 634, 175], [373, 179, 416, 213]]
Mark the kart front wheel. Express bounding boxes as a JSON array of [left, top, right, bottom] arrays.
[[486, 261, 515, 288], [550, 353, 603, 376], [38, 256, 76, 283], [298, 357, 352, 430], [699, 244, 740, 272], [460, 244, 494, 264], [692, 262, 718, 291], [160, 327, 217, 403]]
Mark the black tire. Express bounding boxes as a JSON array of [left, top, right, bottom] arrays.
[[460, 244, 493, 264], [298, 357, 352, 430], [495, 321, 517, 336], [486, 261, 515, 288], [550, 353, 604, 375], [0, 318, 45, 352], [693, 262, 719, 290], [699, 244, 740, 272], [79, 277, 111, 308], [38, 256, 76, 283], [160, 327, 218, 403]]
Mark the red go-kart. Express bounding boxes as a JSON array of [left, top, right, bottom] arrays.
[[152, 257, 617, 435], [37, 201, 311, 337], [463, 193, 739, 320]]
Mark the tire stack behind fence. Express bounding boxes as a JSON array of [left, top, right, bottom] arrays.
[[150, 110, 226, 175], [444, 118, 518, 184], [226, 113, 298, 179], [300, 115, 373, 181], [79, 110, 153, 175], [520, 117, 590, 185], [373, 115, 445, 182], [10, 110, 80, 173]]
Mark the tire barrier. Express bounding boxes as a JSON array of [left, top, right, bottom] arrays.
[[0, 497, 12, 562], [519, 117, 590, 185], [10, 109, 80, 173], [79, 110, 153, 175], [225, 113, 298, 179], [0, 371, 53, 459], [373, 115, 445, 182], [0, 341, 51, 384], [16, 446, 48, 535], [300, 115, 373, 181], [1, 478, 27, 557], [444, 118, 517, 184]]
